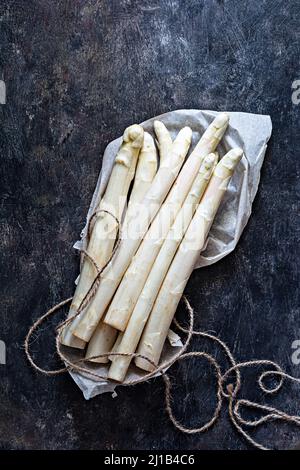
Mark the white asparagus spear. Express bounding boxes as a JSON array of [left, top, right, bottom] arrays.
[[108, 332, 124, 362], [74, 115, 228, 341], [60, 159, 137, 350], [154, 120, 173, 163], [61, 158, 140, 350], [135, 148, 243, 372], [72, 125, 193, 342], [60, 124, 144, 348], [108, 153, 217, 382], [104, 115, 229, 331], [85, 133, 158, 363], [84, 321, 117, 364]]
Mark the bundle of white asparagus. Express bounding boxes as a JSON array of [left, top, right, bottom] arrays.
[[61, 113, 243, 383]]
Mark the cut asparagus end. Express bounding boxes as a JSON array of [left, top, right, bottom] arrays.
[[85, 322, 117, 364], [60, 328, 86, 349], [192, 113, 229, 159]]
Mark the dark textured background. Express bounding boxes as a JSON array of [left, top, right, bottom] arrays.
[[0, 0, 299, 450]]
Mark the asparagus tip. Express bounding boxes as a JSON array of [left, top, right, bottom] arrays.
[[179, 126, 193, 139], [143, 131, 155, 146], [214, 112, 229, 128], [204, 153, 217, 165], [153, 120, 165, 132], [125, 124, 144, 147]]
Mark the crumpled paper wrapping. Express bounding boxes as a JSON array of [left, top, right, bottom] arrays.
[[67, 109, 272, 399]]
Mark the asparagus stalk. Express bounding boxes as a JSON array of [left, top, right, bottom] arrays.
[[85, 133, 158, 363], [84, 321, 117, 364], [104, 114, 229, 332], [108, 332, 124, 362], [127, 132, 158, 207], [72, 125, 193, 342], [108, 153, 217, 382], [135, 148, 243, 372], [154, 120, 173, 163], [60, 124, 144, 348]]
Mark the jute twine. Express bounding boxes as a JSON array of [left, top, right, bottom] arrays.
[[24, 210, 300, 450]]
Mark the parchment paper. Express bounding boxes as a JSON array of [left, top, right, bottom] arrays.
[[67, 109, 272, 399]]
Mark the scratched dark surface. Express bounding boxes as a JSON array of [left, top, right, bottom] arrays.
[[0, 0, 299, 451]]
